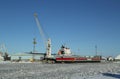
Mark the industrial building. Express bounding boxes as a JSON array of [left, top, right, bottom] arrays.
[[10, 52, 44, 62]]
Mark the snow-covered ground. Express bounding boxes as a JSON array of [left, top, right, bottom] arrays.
[[0, 62, 120, 79]]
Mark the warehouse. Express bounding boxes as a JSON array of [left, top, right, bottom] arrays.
[[10, 52, 44, 62]]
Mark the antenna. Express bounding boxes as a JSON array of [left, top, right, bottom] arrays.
[[95, 45, 97, 56], [33, 38, 37, 53]]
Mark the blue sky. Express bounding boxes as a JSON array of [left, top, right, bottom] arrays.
[[0, 0, 120, 57]]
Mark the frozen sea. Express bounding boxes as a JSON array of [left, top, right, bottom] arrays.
[[0, 62, 120, 79]]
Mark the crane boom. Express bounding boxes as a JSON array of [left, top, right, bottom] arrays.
[[34, 13, 51, 58], [34, 13, 46, 45]]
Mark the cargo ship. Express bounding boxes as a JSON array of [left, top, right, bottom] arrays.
[[44, 45, 101, 63]]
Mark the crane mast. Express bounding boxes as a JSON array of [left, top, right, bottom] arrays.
[[34, 13, 51, 58]]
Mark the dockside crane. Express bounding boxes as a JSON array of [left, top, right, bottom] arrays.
[[34, 13, 51, 58]]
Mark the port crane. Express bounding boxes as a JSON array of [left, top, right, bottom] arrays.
[[0, 44, 7, 54], [34, 13, 51, 58]]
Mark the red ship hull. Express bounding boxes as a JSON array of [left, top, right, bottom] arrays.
[[55, 56, 101, 63]]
